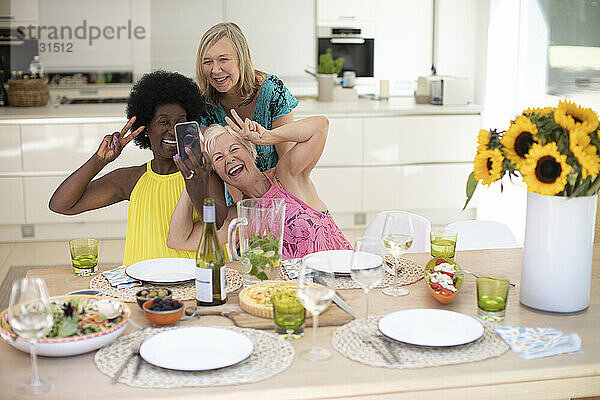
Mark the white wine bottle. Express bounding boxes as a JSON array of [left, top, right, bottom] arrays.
[[195, 198, 226, 306]]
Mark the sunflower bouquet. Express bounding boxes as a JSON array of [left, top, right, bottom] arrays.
[[463, 100, 600, 208]]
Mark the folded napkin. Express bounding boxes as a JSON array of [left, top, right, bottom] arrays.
[[494, 325, 583, 360], [281, 258, 302, 279], [102, 265, 141, 289]]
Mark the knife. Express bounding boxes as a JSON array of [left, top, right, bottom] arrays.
[[331, 292, 357, 318], [313, 275, 357, 318]]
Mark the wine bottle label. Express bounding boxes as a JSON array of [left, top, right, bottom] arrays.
[[195, 268, 213, 302], [203, 205, 215, 223], [220, 266, 227, 301]]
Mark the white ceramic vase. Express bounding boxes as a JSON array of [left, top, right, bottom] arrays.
[[520, 192, 597, 313]]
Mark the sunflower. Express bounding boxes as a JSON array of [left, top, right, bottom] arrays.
[[477, 129, 491, 152], [521, 142, 571, 196], [522, 107, 554, 118], [501, 115, 539, 169], [474, 148, 504, 186], [570, 127, 600, 179], [554, 100, 599, 133]]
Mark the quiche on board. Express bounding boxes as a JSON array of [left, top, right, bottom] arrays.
[[239, 280, 297, 318], [239, 280, 332, 318]]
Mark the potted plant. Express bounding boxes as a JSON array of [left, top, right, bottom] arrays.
[[463, 100, 600, 313], [317, 49, 344, 102]]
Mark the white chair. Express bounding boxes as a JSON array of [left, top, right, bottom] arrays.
[[363, 211, 432, 253], [445, 220, 519, 251]]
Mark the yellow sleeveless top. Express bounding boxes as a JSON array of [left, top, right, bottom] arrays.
[[123, 161, 196, 265]]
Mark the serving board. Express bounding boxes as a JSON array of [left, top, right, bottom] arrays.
[[193, 292, 354, 330]]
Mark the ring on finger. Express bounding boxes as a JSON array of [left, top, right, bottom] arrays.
[[185, 170, 195, 180]]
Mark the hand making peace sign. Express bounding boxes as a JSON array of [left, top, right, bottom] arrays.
[[96, 117, 145, 164]]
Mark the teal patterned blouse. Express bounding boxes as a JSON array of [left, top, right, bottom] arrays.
[[198, 74, 299, 204]]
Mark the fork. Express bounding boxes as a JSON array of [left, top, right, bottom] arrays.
[[454, 269, 516, 287], [111, 328, 150, 384], [358, 329, 399, 364]]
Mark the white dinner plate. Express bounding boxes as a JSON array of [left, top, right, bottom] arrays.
[[140, 327, 254, 371], [125, 257, 195, 284], [378, 309, 485, 347], [302, 250, 382, 275]]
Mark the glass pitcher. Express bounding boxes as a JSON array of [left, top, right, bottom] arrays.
[[227, 198, 286, 287]]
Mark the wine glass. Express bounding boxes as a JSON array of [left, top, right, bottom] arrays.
[[296, 254, 336, 361], [8, 278, 54, 395], [350, 236, 385, 324], [381, 212, 414, 297]]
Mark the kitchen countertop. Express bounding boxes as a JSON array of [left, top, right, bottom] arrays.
[[0, 97, 481, 124]]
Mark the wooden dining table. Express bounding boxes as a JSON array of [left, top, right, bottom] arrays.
[[0, 245, 599, 400]]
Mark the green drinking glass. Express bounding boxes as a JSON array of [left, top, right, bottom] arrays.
[[271, 289, 305, 340], [477, 276, 510, 321], [430, 230, 458, 258], [69, 239, 99, 276]]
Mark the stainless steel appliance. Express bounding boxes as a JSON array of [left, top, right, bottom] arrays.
[[317, 26, 374, 77]]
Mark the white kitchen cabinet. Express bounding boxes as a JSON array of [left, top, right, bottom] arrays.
[[225, 0, 315, 78], [363, 115, 479, 164], [0, 177, 25, 224], [362, 163, 473, 212], [150, 0, 223, 78], [23, 176, 129, 224], [311, 168, 362, 213], [317, 0, 376, 22], [20, 123, 150, 172], [0, 125, 21, 172], [317, 117, 363, 166]]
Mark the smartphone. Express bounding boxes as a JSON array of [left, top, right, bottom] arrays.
[[174, 121, 203, 164]]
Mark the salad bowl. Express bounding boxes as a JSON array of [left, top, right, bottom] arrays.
[[424, 257, 464, 304], [0, 295, 130, 357]]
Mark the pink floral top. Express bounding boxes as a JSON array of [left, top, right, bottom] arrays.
[[261, 173, 353, 259]]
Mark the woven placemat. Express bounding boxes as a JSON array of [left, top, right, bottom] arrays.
[[95, 326, 294, 388], [280, 257, 424, 290], [332, 315, 508, 369], [89, 268, 243, 302]]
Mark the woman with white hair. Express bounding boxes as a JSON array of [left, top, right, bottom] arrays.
[[168, 111, 352, 259]]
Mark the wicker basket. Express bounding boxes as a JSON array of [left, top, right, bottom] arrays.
[[7, 79, 49, 107]]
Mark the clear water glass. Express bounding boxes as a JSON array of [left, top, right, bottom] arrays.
[[350, 236, 384, 323], [8, 278, 54, 395], [381, 212, 414, 297], [296, 254, 336, 361]]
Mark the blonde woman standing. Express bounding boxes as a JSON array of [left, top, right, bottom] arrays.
[[195, 22, 298, 204]]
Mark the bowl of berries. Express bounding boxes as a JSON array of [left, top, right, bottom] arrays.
[[424, 256, 464, 304], [142, 298, 184, 326]]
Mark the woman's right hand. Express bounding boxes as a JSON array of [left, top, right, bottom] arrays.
[[173, 141, 212, 207], [96, 117, 145, 164], [225, 109, 271, 146]]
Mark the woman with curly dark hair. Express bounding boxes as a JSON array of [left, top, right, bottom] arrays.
[[49, 70, 223, 265]]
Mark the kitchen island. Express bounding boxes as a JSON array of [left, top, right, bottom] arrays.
[[0, 245, 598, 400], [0, 98, 481, 241]]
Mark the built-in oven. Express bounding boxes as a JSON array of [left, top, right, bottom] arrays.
[[0, 28, 38, 82], [317, 26, 374, 77]]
